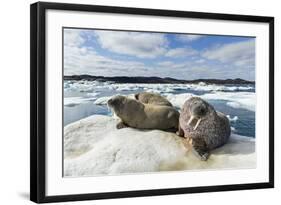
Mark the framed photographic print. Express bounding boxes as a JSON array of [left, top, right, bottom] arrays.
[[30, 2, 274, 203]]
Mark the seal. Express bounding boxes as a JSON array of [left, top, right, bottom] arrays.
[[107, 95, 179, 131], [177, 97, 231, 161], [135, 92, 173, 107]]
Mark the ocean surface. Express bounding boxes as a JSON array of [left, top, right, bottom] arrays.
[[64, 80, 256, 138]]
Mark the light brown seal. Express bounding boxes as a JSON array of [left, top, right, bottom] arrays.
[[177, 97, 231, 161], [107, 95, 179, 131], [135, 92, 173, 107]]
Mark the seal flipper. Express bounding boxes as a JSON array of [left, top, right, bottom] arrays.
[[191, 137, 210, 161], [116, 121, 128, 129]]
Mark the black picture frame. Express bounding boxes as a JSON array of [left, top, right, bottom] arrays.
[[30, 1, 274, 203]]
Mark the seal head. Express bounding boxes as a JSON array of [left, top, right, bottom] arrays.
[[186, 97, 209, 131]]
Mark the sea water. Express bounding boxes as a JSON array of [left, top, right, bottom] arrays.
[[64, 80, 255, 138]]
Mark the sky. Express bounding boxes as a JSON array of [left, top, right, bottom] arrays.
[[64, 28, 255, 80]]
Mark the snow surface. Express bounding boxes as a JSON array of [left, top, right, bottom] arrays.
[[64, 115, 256, 177]]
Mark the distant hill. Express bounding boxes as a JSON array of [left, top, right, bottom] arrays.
[[64, 75, 255, 85]]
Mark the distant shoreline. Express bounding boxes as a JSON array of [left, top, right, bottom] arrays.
[[64, 75, 255, 85]]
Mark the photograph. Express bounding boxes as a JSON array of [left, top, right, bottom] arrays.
[[63, 28, 256, 177]]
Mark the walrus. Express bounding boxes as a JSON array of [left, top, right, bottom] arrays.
[[177, 97, 231, 161], [135, 92, 173, 107], [107, 95, 179, 131]]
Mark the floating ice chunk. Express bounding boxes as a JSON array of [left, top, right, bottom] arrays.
[[64, 97, 97, 106], [165, 93, 195, 108], [64, 115, 256, 177], [227, 115, 239, 122], [198, 82, 206, 86], [155, 91, 255, 112], [64, 80, 254, 93], [94, 94, 135, 105], [93, 96, 113, 105], [143, 88, 161, 93], [202, 92, 255, 111], [112, 84, 140, 91], [86, 92, 100, 97]]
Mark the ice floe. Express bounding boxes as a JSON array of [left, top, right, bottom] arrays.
[[92, 91, 255, 113], [64, 115, 256, 177], [93, 96, 113, 105], [64, 80, 254, 93], [93, 94, 135, 105], [202, 92, 255, 111], [165, 92, 255, 112], [227, 115, 239, 122], [64, 97, 97, 106], [165, 93, 195, 108]]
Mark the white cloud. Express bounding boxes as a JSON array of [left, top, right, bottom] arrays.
[[202, 39, 255, 68], [64, 30, 149, 76], [177, 34, 204, 42], [94, 31, 168, 58], [63, 29, 255, 80], [156, 61, 175, 67], [64, 44, 148, 76], [64, 29, 85, 47], [165, 47, 198, 58], [195, 59, 206, 64]]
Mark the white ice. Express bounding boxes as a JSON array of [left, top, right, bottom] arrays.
[[94, 91, 255, 112], [64, 115, 256, 177], [165, 92, 255, 112], [64, 97, 97, 106], [64, 80, 254, 93], [93, 94, 135, 105], [93, 96, 113, 105], [227, 115, 239, 122], [202, 92, 255, 111], [65, 81, 255, 111]]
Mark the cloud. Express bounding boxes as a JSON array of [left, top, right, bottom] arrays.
[[153, 61, 231, 80], [63, 29, 255, 80], [202, 39, 255, 68], [64, 44, 148, 76], [195, 59, 206, 64], [165, 47, 198, 58], [94, 30, 168, 58], [64, 30, 149, 76], [177, 34, 204, 42], [64, 29, 85, 47], [156, 61, 175, 67]]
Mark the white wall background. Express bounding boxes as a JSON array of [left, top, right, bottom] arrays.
[[0, 0, 279, 204]]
